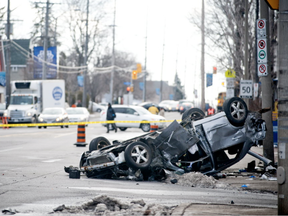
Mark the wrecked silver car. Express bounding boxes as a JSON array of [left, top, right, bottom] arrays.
[[66, 97, 267, 180]]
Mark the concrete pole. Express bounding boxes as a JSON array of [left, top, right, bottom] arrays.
[[260, 0, 274, 164], [109, 0, 116, 104], [42, 0, 49, 80], [5, 0, 11, 108], [82, 0, 89, 107], [159, 25, 165, 103], [200, 0, 205, 111], [277, 1, 288, 214], [143, 8, 148, 102]]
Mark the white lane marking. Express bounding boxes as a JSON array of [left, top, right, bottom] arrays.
[[42, 159, 63, 163], [0, 147, 23, 153], [54, 132, 76, 138]]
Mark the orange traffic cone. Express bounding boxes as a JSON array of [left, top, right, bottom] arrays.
[[150, 124, 158, 132], [74, 124, 87, 147]]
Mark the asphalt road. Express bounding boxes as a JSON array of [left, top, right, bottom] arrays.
[[0, 111, 277, 215]]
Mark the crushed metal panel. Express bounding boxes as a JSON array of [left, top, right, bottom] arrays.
[[201, 116, 246, 152], [154, 120, 199, 157]]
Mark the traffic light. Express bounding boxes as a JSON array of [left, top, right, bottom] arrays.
[[136, 63, 142, 73], [213, 66, 217, 74], [132, 70, 137, 80], [126, 86, 130, 93]]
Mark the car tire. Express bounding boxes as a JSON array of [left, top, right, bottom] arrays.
[[140, 123, 150, 132], [182, 108, 205, 122], [119, 127, 127, 131], [89, 136, 111, 152], [44, 126, 47, 129], [38, 126, 42, 129], [124, 142, 152, 170], [65, 125, 69, 128], [61, 125, 64, 128], [223, 97, 248, 126]]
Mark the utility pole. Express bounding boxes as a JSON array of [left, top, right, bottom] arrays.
[[277, 1, 288, 214], [109, 0, 116, 104], [143, 7, 148, 102], [42, 0, 49, 80], [200, 0, 205, 111], [82, 0, 89, 107], [5, 0, 11, 109], [260, 0, 274, 164], [159, 24, 165, 103], [244, 0, 249, 80]]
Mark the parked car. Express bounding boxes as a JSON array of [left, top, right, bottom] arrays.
[[179, 102, 193, 114], [178, 99, 194, 112], [68, 97, 268, 180], [66, 107, 90, 125], [88, 101, 105, 113], [138, 102, 161, 111], [38, 107, 69, 129], [100, 105, 166, 132], [167, 101, 179, 112], [159, 100, 175, 111]]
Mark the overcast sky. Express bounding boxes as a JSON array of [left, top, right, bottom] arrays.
[[1, 0, 225, 105]]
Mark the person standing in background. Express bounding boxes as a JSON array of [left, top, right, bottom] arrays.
[[106, 103, 117, 133], [159, 107, 165, 117], [148, 105, 159, 115]]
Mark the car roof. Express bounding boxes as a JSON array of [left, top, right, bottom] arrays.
[[112, 105, 145, 109]]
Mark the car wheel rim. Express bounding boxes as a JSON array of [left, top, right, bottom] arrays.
[[131, 145, 148, 164], [230, 101, 246, 120], [142, 124, 150, 131]]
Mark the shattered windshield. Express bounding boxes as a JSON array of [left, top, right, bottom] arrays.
[[10, 96, 33, 105]]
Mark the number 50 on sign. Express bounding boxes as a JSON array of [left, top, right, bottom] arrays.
[[240, 80, 253, 99]]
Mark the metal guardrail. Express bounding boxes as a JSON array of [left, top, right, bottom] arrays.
[[0, 119, 180, 127]]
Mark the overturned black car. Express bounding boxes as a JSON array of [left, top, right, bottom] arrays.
[[66, 97, 267, 180]]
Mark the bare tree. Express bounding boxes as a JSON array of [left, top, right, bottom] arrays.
[[189, 0, 256, 92], [0, 6, 6, 35], [88, 49, 137, 103]]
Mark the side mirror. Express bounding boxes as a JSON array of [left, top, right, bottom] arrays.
[[134, 112, 139, 116]]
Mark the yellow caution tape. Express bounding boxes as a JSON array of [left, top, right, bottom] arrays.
[[0, 119, 181, 127]]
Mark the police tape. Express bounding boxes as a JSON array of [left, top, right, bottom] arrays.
[[0, 119, 180, 127]]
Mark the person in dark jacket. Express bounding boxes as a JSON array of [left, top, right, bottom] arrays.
[[106, 103, 117, 133]]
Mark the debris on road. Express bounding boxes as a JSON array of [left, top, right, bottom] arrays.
[[52, 195, 175, 215], [166, 172, 232, 189]]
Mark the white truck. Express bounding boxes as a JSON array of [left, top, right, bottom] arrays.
[[5, 79, 65, 124]]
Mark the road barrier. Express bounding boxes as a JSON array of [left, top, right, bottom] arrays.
[[74, 124, 87, 147], [150, 124, 159, 132]]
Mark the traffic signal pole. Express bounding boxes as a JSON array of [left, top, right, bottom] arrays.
[[277, 0, 288, 214]]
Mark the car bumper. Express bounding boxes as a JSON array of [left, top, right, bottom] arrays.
[[8, 117, 33, 123]]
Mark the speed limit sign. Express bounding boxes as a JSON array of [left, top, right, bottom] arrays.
[[240, 80, 253, 98]]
